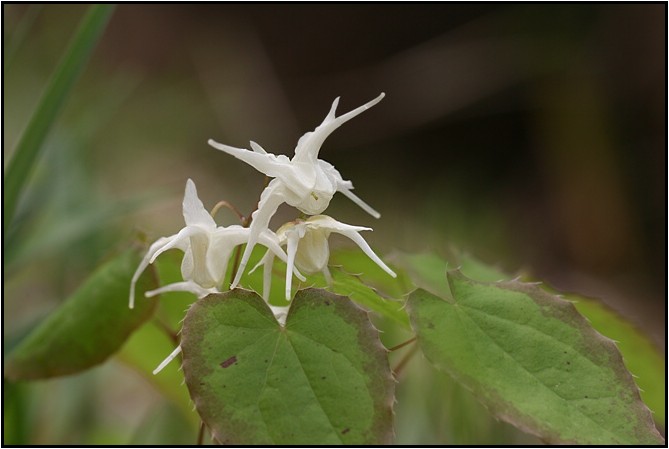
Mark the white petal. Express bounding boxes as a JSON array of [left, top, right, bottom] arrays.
[[292, 225, 329, 273], [269, 305, 290, 327], [318, 160, 380, 219], [183, 179, 217, 229], [249, 140, 268, 154], [262, 258, 274, 303], [307, 215, 370, 232], [284, 229, 301, 301], [208, 139, 294, 180], [230, 180, 286, 288], [208, 226, 249, 287], [282, 161, 318, 195], [153, 346, 182, 375], [148, 226, 199, 264], [333, 226, 396, 278], [324, 96, 340, 121], [322, 265, 333, 286], [249, 233, 307, 302], [249, 250, 275, 302], [186, 233, 216, 288], [338, 185, 381, 219], [145, 280, 217, 299], [129, 235, 176, 309], [332, 93, 385, 127], [293, 93, 385, 163], [258, 230, 305, 281], [250, 235, 306, 302], [180, 245, 195, 282], [248, 250, 269, 276]]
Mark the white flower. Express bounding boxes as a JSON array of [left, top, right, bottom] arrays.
[[208, 93, 386, 289], [129, 179, 299, 308], [252, 215, 396, 301]]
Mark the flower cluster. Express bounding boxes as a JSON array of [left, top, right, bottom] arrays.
[[130, 94, 395, 370]]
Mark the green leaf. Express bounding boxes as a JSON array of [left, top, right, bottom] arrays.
[[391, 251, 451, 297], [396, 250, 665, 426], [5, 248, 158, 380], [407, 272, 663, 445], [3, 380, 29, 445], [4, 4, 114, 233], [233, 246, 409, 329], [394, 353, 537, 445], [330, 248, 413, 298], [457, 252, 509, 282], [181, 288, 394, 445], [572, 296, 666, 425], [391, 251, 508, 297], [302, 267, 410, 330]]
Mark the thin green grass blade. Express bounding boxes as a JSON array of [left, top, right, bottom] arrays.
[[3, 4, 114, 234]]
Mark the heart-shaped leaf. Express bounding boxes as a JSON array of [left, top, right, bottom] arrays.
[[407, 271, 663, 445], [5, 248, 158, 380], [181, 288, 394, 445], [396, 251, 665, 425]]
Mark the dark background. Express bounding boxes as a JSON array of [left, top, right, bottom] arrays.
[[11, 3, 665, 333]]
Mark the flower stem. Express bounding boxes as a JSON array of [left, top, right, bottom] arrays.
[[387, 336, 417, 352], [197, 421, 205, 445], [229, 246, 243, 289], [392, 343, 419, 378], [228, 209, 252, 288], [210, 200, 245, 224]]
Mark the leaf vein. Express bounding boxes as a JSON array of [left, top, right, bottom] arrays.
[[285, 335, 345, 444], [455, 306, 623, 442]]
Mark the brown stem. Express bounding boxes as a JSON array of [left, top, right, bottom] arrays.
[[392, 344, 419, 378], [229, 244, 243, 289], [210, 200, 245, 224], [387, 336, 417, 352], [227, 204, 255, 287], [197, 421, 205, 445]]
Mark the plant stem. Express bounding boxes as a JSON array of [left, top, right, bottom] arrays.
[[388, 336, 417, 352], [228, 208, 252, 288], [229, 245, 243, 289], [392, 344, 419, 378], [197, 421, 205, 445], [210, 200, 245, 224]]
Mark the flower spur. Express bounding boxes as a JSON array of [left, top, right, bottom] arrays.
[[129, 179, 303, 309], [208, 93, 386, 289], [251, 215, 397, 301]]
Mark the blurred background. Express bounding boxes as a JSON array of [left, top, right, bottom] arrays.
[[4, 3, 665, 444]]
